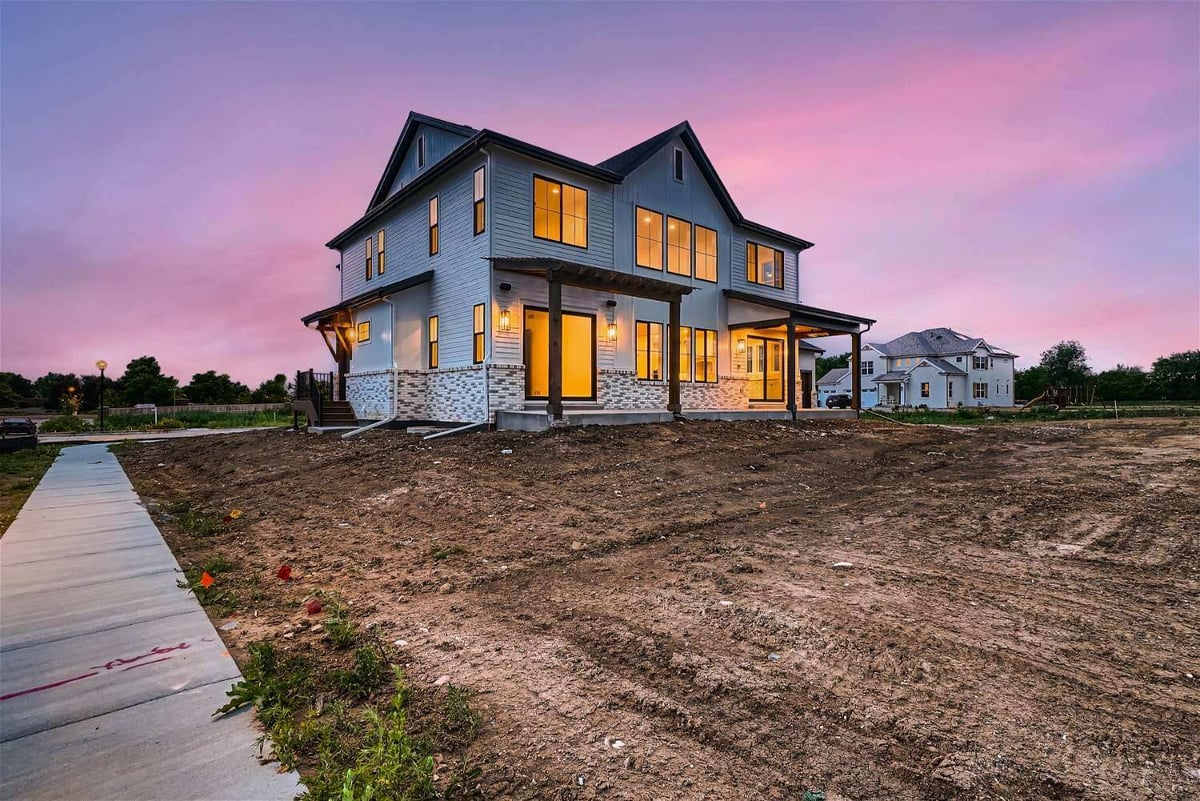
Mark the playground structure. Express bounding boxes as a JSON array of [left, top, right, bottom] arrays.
[[1022, 386, 1072, 410]]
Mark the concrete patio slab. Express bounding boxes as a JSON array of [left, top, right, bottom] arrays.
[[0, 443, 299, 800]]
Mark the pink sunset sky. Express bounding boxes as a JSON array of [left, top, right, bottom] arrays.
[[2, 1, 1197, 385]]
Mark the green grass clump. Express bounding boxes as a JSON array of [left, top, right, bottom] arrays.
[[0, 445, 63, 536]]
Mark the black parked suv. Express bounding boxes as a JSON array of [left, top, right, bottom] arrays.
[[825, 394, 852, 409]]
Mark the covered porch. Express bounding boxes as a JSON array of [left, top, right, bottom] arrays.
[[724, 290, 875, 415], [490, 257, 692, 421]]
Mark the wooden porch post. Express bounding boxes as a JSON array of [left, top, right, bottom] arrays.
[[850, 331, 862, 412], [667, 298, 682, 415], [786, 316, 797, 420], [548, 277, 564, 420]]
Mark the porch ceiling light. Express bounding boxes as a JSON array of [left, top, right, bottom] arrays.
[[499, 308, 512, 331]]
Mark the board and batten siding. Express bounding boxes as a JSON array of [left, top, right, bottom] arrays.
[[386, 124, 472, 198], [340, 155, 490, 371], [489, 150, 614, 268]]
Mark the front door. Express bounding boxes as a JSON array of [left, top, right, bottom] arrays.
[[524, 308, 596, 400], [800, 370, 813, 408], [746, 336, 784, 402]]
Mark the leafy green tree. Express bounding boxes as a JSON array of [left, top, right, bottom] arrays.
[[1093, 365, 1148, 402], [816, 352, 850, 381], [1014, 365, 1048, 401], [78, 374, 121, 412], [251, 374, 290, 403], [0, 372, 35, 401], [1038, 341, 1092, 387], [33, 372, 82, 411], [0, 383, 20, 408], [120, 356, 179, 406], [1148, 350, 1200, 400], [183, 371, 251, 404]]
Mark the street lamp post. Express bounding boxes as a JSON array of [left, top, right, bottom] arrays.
[[96, 360, 108, 432]]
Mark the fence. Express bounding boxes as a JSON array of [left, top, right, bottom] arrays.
[[102, 403, 291, 416]]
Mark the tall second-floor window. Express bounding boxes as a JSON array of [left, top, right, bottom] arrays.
[[673, 148, 685, 182], [473, 167, 486, 235], [746, 242, 784, 289], [636, 207, 663, 270], [534, 176, 587, 247], [666, 217, 691, 276], [695, 225, 717, 282], [375, 229, 385, 275], [428, 196, 439, 255], [364, 237, 373, 281], [473, 304, 485, 364]]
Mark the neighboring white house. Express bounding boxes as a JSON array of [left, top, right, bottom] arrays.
[[816, 328, 1017, 409]]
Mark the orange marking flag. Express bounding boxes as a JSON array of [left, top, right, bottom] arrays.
[[200, 571, 214, 589]]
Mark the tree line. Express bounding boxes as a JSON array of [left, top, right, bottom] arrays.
[[816, 343, 1199, 402], [0, 356, 291, 412]]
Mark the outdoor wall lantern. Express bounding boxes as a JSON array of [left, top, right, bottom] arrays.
[[606, 322, 618, 341], [499, 308, 512, 331], [736, 338, 747, 355]]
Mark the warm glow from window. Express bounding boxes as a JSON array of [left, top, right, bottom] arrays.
[[636, 207, 663, 270], [636, 320, 663, 380], [534, 176, 587, 247], [695, 225, 717, 282], [473, 166, 486, 236], [746, 241, 783, 289], [428, 196, 439, 255], [473, 304, 485, 364], [678, 325, 692, 381], [667, 216, 691, 276], [428, 315, 439, 369], [357, 321, 371, 343]]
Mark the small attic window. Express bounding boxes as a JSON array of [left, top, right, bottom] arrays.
[[673, 148, 684, 182], [417, 135, 426, 169]]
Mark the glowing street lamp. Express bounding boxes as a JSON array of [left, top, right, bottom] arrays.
[[96, 360, 108, 432]]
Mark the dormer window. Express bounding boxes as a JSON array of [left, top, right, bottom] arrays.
[[417, 135, 426, 168], [673, 148, 684, 182]]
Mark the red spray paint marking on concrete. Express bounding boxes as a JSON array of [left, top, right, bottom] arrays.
[[0, 641, 194, 703]]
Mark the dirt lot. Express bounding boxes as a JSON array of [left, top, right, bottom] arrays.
[[118, 418, 1200, 800]]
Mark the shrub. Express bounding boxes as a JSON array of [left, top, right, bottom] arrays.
[[39, 415, 89, 433]]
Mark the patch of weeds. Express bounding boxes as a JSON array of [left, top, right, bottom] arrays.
[[325, 615, 357, 650], [338, 688, 436, 801], [429, 543, 468, 561], [163, 500, 224, 537], [178, 561, 240, 616], [334, 646, 388, 701], [438, 685, 482, 750]]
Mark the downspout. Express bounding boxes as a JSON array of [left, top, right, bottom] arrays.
[[343, 295, 399, 439], [484, 146, 493, 428]]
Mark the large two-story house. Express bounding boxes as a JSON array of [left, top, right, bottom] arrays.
[[817, 327, 1017, 409], [299, 112, 873, 428]]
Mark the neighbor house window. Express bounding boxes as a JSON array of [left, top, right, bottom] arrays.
[[921, 382, 930, 398], [673, 147, 684, 182], [376, 229, 386, 275], [473, 304, 485, 364], [948, 382, 954, 399], [636, 207, 663, 269], [473, 167, 486, 235], [635, 321, 663, 381], [428, 316, 439, 369], [676, 325, 692, 382], [428, 196, 439, 255], [533, 176, 587, 247], [695, 225, 717, 282], [357, 321, 371, 344], [417, 135, 426, 168], [973, 355, 988, 370], [666, 217, 691, 276], [973, 382, 988, 399], [862, 361, 874, 376], [746, 242, 784, 288], [364, 237, 373, 281], [694, 328, 717, 383]]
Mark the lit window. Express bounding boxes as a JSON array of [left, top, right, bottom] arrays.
[[364, 237, 372, 281], [695, 225, 717, 282], [636, 207, 663, 270], [676, 325, 692, 382], [534, 176, 587, 247], [746, 242, 784, 289], [635, 321, 663, 380], [694, 329, 717, 383], [673, 147, 684, 182], [376, 229, 385, 275], [666, 217, 691, 276], [428, 315, 439, 369], [921, 382, 930, 398], [357, 321, 371, 343], [428, 196, 439, 255], [417, 135, 426, 168], [473, 167, 486, 235], [473, 304, 485, 364]]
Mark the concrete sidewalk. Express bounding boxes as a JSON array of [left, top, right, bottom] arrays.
[[38, 426, 278, 444], [0, 444, 300, 800]]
